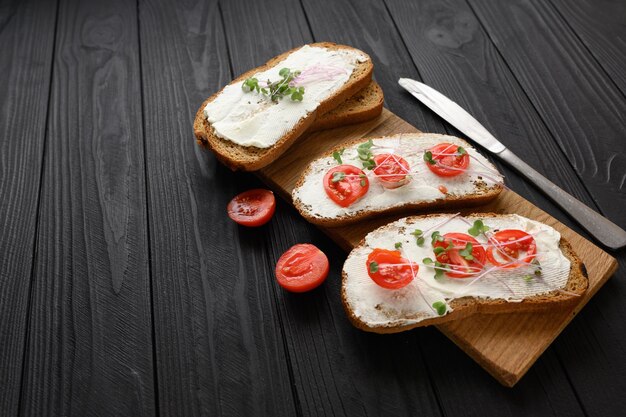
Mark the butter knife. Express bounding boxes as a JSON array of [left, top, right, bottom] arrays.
[[399, 77, 626, 250]]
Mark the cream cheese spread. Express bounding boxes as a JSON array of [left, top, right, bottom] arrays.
[[342, 214, 571, 328], [292, 133, 503, 221], [204, 45, 367, 148]]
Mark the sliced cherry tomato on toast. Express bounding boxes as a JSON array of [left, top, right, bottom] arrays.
[[227, 189, 275, 227], [323, 164, 369, 207], [373, 153, 411, 189], [275, 244, 329, 292], [486, 229, 537, 268], [425, 143, 470, 177], [433, 233, 486, 278], [366, 248, 415, 289]]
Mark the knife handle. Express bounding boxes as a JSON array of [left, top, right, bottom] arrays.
[[497, 148, 626, 250]]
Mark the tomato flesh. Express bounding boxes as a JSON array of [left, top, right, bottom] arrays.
[[227, 189, 276, 227], [366, 248, 415, 289], [426, 143, 470, 177], [275, 244, 329, 292], [433, 233, 486, 278], [323, 164, 369, 207], [373, 154, 411, 189], [486, 229, 537, 268]]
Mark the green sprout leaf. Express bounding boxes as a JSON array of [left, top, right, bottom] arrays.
[[357, 139, 376, 170], [423, 151, 436, 165], [457, 146, 467, 155], [458, 242, 474, 261], [431, 231, 444, 246], [468, 219, 490, 237], [432, 301, 447, 316], [369, 261, 379, 274], [411, 229, 425, 246], [332, 149, 344, 164], [422, 257, 433, 265], [523, 274, 534, 282], [331, 171, 346, 183], [433, 246, 445, 255], [395, 242, 402, 249]]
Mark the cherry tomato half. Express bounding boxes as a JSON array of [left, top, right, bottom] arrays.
[[434, 233, 486, 278], [426, 143, 470, 177], [323, 164, 369, 207], [227, 189, 276, 227], [373, 154, 411, 189], [486, 229, 537, 268], [366, 248, 415, 289], [275, 244, 329, 292]]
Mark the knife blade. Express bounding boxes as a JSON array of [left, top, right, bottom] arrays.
[[399, 77, 626, 250]]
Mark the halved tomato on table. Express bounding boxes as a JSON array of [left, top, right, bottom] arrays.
[[373, 153, 411, 189], [366, 248, 415, 289], [227, 189, 276, 227], [275, 244, 329, 292], [433, 233, 486, 278], [425, 143, 470, 177], [486, 229, 537, 268], [323, 164, 369, 207]]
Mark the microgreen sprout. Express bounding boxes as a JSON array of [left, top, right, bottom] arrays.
[[332, 149, 344, 164], [411, 229, 425, 246], [468, 219, 490, 237], [422, 257, 446, 279], [357, 139, 376, 170], [432, 301, 447, 316], [331, 171, 346, 183], [395, 242, 402, 249], [431, 231, 444, 246], [369, 261, 379, 274], [423, 151, 436, 165], [242, 68, 305, 102], [458, 242, 474, 261], [457, 146, 467, 155]]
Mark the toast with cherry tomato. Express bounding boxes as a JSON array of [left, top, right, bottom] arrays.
[[292, 133, 505, 226], [341, 213, 588, 334], [194, 43, 376, 171]]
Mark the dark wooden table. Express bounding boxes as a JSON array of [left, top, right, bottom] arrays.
[[2, 0, 625, 415]]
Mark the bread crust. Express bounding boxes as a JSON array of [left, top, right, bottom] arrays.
[[194, 42, 374, 171], [341, 212, 588, 334], [292, 134, 504, 227]]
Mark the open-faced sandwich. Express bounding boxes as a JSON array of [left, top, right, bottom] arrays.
[[194, 43, 380, 171], [342, 213, 588, 333], [292, 133, 505, 226]]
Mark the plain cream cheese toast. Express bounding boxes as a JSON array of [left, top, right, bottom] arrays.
[[342, 214, 573, 330], [204, 45, 367, 148]]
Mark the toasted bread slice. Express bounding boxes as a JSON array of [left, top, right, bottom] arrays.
[[342, 213, 588, 334], [309, 80, 384, 132], [292, 133, 504, 227], [194, 42, 373, 171]]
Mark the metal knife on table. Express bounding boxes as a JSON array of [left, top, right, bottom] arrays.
[[398, 77, 626, 250]]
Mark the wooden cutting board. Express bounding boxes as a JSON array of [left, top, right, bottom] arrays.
[[257, 108, 618, 387]]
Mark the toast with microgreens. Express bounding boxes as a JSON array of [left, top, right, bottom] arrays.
[[194, 42, 374, 171], [342, 213, 588, 333], [292, 133, 505, 226]]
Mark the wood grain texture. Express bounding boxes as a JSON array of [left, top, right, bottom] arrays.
[[467, 0, 626, 228], [0, 0, 57, 414], [138, 0, 297, 415], [549, 0, 626, 98], [258, 109, 617, 389], [18, 0, 156, 415]]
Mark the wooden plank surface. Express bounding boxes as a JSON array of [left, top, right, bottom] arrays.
[[258, 108, 617, 386], [138, 0, 298, 415], [18, 0, 156, 415], [0, 0, 57, 414]]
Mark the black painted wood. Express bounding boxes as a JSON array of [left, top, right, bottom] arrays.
[[17, 0, 156, 415], [467, 0, 626, 228], [0, 0, 57, 414], [138, 0, 297, 415], [550, 0, 626, 97]]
